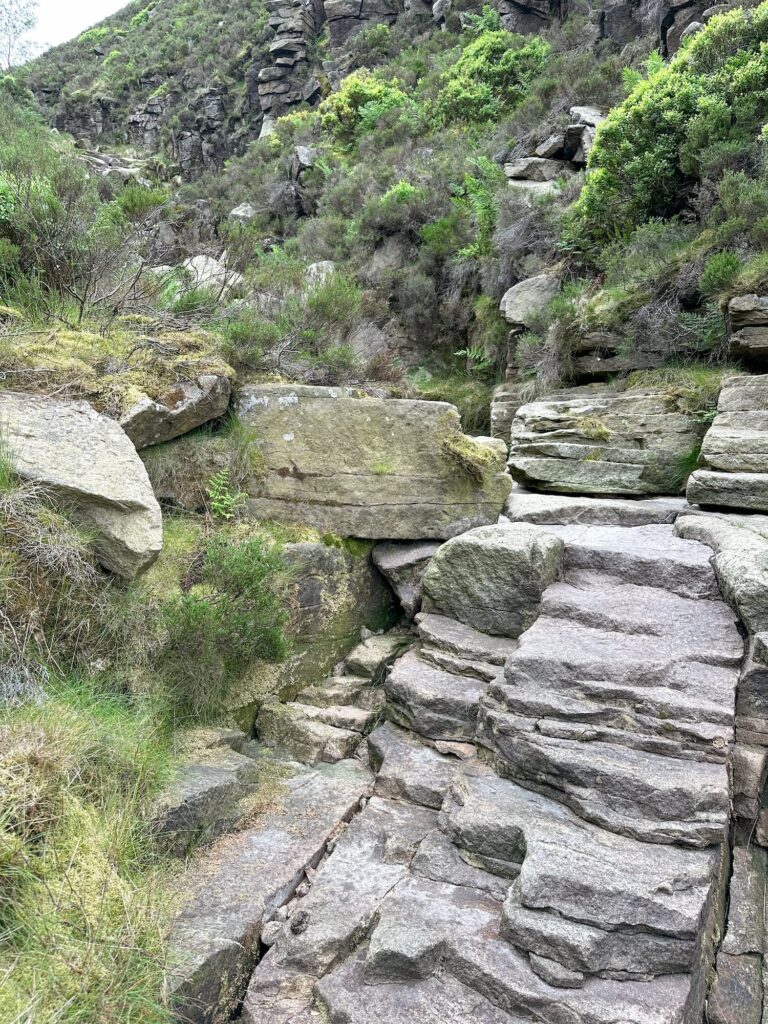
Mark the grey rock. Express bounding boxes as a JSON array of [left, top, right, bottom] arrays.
[[385, 649, 487, 741], [372, 541, 441, 617], [721, 845, 767, 956], [490, 382, 529, 442], [534, 132, 565, 158], [261, 920, 283, 947], [569, 104, 605, 127], [343, 633, 414, 680], [504, 157, 573, 181], [421, 524, 564, 637], [508, 387, 708, 497], [707, 952, 763, 1024], [544, 523, 722, 599], [168, 759, 372, 1024], [120, 373, 231, 450], [503, 488, 685, 526], [236, 385, 511, 540], [256, 703, 362, 765], [675, 513, 768, 634], [367, 721, 467, 808], [230, 201, 258, 223], [416, 612, 519, 665], [151, 747, 261, 857], [0, 391, 162, 578], [499, 272, 561, 327], [528, 953, 585, 988]]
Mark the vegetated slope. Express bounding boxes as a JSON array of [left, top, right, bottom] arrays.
[[23, 0, 270, 174]]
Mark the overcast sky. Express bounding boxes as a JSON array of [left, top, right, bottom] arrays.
[[33, 0, 128, 51]]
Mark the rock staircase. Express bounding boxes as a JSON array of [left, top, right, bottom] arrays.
[[166, 501, 753, 1024], [254, 632, 413, 765]]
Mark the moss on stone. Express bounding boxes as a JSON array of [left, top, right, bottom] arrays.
[[0, 322, 234, 416]]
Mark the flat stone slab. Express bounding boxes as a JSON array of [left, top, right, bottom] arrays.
[[235, 385, 511, 539], [367, 721, 472, 809], [385, 649, 487, 741], [545, 523, 721, 599], [167, 759, 372, 1024], [503, 489, 685, 526], [343, 633, 413, 680]]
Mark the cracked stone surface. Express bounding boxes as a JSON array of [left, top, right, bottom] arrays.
[[174, 519, 747, 1024]]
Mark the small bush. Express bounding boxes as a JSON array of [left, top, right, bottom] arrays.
[[699, 250, 744, 298]]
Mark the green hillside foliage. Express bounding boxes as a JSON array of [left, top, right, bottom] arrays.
[[569, 4, 768, 246]]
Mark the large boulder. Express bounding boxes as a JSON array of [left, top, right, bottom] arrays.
[[508, 386, 708, 496], [235, 385, 511, 539], [0, 392, 162, 578], [500, 272, 561, 328], [687, 375, 768, 512], [120, 372, 232, 450], [421, 524, 564, 637]]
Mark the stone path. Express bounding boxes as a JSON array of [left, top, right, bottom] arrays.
[[168, 511, 750, 1024]]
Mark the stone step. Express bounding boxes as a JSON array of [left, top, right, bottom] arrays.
[[544, 523, 721, 599], [343, 632, 414, 681], [503, 489, 686, 527], [284, 701, 380, 734], [384, 649, 487, 742], [367, 721, 473, 809], [167, 758, 372, 1024], [295, 674, 383, 710], [478, 701, 730, 847], [151, 735, 261, 858], [243, 781, 719, 1024], [256, 703, 362, 765], [416, 612, 518, 665]]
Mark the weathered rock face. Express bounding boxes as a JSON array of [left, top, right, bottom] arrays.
[[729, 295, 768, 360], [372, 541, 441, 618], [508, 386, 708, 496], [421, 523, 564, 637], [490, 381, 528, 441], [0, 391, 162, 578], [687, 375, 768, 512], [236, 385, 511, 539], [120, 373, 232, 450], [324, 0, 399, 46], [222, 539, 397, 728]]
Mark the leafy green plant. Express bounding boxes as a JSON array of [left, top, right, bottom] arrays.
[[206, 467, 247, 520]]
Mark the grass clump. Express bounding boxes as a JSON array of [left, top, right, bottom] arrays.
[[0, 678, 176, 1024], [622, 362, 740, 417], [440, 429, 501, 484]]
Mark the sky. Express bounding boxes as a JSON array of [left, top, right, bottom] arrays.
[[32, 0, 128, 51]]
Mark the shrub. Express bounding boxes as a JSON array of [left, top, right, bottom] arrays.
[[699, 250, 744, 297], [567, 4, 768, 247], [437, 27, 550, 123], [318, 71, 409, 143], [160, 534, 289, 718]]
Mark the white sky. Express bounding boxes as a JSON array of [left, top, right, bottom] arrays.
[[32, 0, 128, 51]]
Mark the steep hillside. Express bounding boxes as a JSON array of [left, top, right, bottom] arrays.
[[23, 0, 274, 175]]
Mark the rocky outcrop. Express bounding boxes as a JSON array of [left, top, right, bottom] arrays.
[[687, 374, 768, 512], [236, 384, 511, 539], [120, 373, 232, 450], [421, 523, 564, 636], [324, 0, 399, 46], [507, 386, 708, 496], [728, 295, 768, 360], [0, 391, 162, 578]]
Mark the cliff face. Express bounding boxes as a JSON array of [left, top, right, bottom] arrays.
[[23, 0, 699, 179]]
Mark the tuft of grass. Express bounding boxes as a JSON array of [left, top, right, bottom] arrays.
[[409, 369, 495, 435], [0, 677, 177, 1024], [575, 415, 612, 442], [622, 362, 741, 418], [440, 429, 501, 484]]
